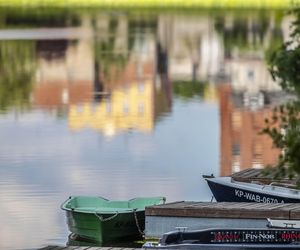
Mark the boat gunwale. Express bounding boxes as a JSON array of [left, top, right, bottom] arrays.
[[62, 207, 146, 214], [61, 195, 166, 214], [206, 177, 300, 199]]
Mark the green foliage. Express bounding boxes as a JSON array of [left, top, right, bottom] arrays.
[[0, 7, 81, 28], [173, 81, 205, 100], [0, 0, 297, 9], [0, 40, 36, 112], [261, 101, 300, 184], [268, 9, 300, 96], [215, 10, 284, 55], [263, 8, 300, 184], [93, 17, 133, 84]]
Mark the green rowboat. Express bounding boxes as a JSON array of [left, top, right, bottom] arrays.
[[61, 196, 165, 243]]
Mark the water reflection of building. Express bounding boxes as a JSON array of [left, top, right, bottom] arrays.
[[219, 49, 281, 177], [28, 12, 293, 165], [69, 80, 154, 135], [156, 13, 289, 175], [158, 15, 224, 83], [32, 18, 95, 108], [219, 84, 282, 176], [31, 15, 169, 135], [217, 15, 295, 175], [228, 56, 281, 95], [33, 38, 94, 108]]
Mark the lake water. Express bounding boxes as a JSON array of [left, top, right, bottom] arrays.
[[0, 8, 292, 249]]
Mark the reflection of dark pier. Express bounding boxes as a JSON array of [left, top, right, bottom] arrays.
[[93, 60, 104, 102], [0, 28, 91, 40]]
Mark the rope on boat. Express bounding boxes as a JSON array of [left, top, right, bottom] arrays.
[[94, 211, 119, 222], [94, 209, 144, 237], [133, 208, 144, 237]]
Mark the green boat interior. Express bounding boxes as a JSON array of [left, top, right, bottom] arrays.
[[62, 196, 165, 214]]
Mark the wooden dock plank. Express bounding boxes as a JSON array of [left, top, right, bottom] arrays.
[[38, 247, 58, 250], [146, 201, 300, 219], [152, 201, 194, 209], [230, 168, 297, 185], [47, 247, 67, 250], [39, 246, 70, 250], [66, 247, 90, 250], [289, 204, 300, 219]]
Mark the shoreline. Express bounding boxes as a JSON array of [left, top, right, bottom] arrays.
[[0, 0, 299, 9]]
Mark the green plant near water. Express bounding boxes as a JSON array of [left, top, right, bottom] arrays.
[[93, 16, 132, 86], [173, 81, 206, 100], [0, 0, 298, 8], [262, 8, 300, 185], [0, 40, 36, 112]]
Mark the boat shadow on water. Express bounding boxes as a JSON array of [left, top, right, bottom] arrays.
[[67, 233, 144, 248]]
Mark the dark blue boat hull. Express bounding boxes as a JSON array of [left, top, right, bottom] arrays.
[[206, 179, 300, 203], [144, 228, 300, 249], [144, 243, 300, 249]]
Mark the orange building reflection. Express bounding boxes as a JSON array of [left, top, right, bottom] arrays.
[[31, 34, 162, 135], [32, 39, 94, 108], [219, 84, 281, 176]]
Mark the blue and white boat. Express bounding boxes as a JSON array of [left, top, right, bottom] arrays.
[[203, 176, 300, 203]]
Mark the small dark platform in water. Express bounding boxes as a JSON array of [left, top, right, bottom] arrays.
[[145, 202, 300, 238]]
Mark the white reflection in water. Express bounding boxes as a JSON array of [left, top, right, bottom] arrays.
[[0, 100, 218, 249], [0, 184, 61, 250]]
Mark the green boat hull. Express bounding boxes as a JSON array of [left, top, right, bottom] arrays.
[[61, 196, 165, 243]]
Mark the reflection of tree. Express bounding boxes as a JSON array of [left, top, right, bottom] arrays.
[[0, 8, 80, 111], [155, 72, 172, 120], [94, 41, 128, 86], [262, 9, 300, 184], [154, 41, 173, 121], [92, 15, 157, 90], [173, 81, 205, 100], [93, 18, 130, 89], [215, 11, 283, 56], [0, 41, 36, 112], [0, 8, 80, 28]]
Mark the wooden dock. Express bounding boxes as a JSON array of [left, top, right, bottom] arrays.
[[40, 200, 300, 248], [145, 201, 300, 238], [146, 201, 300, 219], [230, 168, 297, 185]]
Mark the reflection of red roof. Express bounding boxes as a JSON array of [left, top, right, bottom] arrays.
[[102, 60, 154, 88], [32, 81, 93, 108]]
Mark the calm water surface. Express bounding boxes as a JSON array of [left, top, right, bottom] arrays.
[[0, 8, 292, 249]]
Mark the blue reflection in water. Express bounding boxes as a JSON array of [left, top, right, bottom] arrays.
[[0, 98, 218, 249], [0, 7, 287, 249]]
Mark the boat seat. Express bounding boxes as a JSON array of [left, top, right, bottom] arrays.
[[73, 207, 139, 213]]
